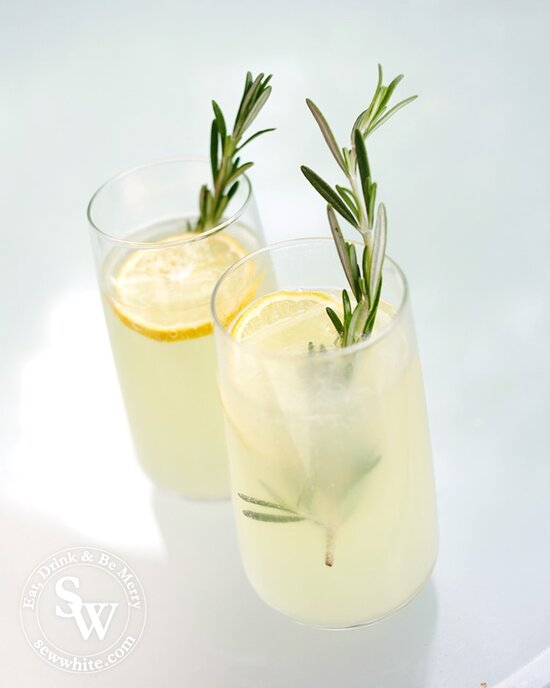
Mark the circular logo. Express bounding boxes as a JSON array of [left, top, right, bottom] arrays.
[[20, 547, 146, 673]]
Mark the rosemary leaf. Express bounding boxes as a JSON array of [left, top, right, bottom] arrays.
[[238, 493, 296, 512], [369, 203, 387, 298], [242, 511, 305, 523], [240, 86, 272, 135], [342, 147, 354, 174], [368, 182, 377, 227], [362, 245, 371, 302], [306, 98, 347, 173], [367, 95, 417, 136], [236, 127, 276, 151], [378, 74, 404, 111], [210, 119, 219, 180], [211, 100, 227, 143], [364, 278, 382, 335], [199, 184, 208, 218], [365, 85, 387, 130], [302, 167, 358, 228], [376, 63, 383, 91], [235, 73, 265, 135], [226, 181, 239, 201], [344, 301, 369, 346], [336, 185, 360, 219], [327, 206, 357, 292], [233, 70, 253, 129], [326, 307, 344, 335], [342, 289, 351, 325], [347, 242, 362, 302], [353, 129, 371, 221], [224, 161, 255, 187]]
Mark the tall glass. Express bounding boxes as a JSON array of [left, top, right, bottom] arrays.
[[212, 238, 438, 627], [88, 158, 263, 498]]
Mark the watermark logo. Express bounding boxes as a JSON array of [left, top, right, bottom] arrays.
[[55, 575, 119, 640], [20, 547, 146, 673]]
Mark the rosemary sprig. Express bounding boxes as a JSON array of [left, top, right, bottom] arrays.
[[301, 64, 416, 346], [194, 71, 275, 232], [237, 492, 334, 565], [238, 448, 380, 568]]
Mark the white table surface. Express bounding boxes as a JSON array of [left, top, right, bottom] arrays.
[[1, 1, 549, 686]]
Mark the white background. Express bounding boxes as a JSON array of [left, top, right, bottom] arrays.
[[1, 0, 549, 686]]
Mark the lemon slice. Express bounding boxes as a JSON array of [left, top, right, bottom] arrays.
[[231, 290, 341, 354], [109, 233, 250, 341]]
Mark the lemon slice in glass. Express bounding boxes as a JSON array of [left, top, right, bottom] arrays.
[[109, 233, 250, 341], [231, 290, 341, 354]]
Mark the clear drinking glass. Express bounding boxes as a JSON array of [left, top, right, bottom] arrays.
[[212, 238, 438, 627], [87, 157, 263, 498]]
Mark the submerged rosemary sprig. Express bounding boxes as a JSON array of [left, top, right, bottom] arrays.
[[301, 64, 416, 346], [239, 491, 336, 566], [238, 449, 380, 568], [194, 72, 275, 232]]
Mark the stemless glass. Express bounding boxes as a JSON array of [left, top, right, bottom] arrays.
[[212, 238, 438, 628], [88, 158, 263, 498]]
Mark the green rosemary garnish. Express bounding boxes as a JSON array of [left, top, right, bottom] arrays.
[[238, 492, 335, 565], [194, 71, 275, 232], [238, 450, 380, 568], [235, 65, 414, 568], [301, 64, 416, 346]]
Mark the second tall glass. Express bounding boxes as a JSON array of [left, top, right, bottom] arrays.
[[88, 158, 263, 498], [212, 239, 438, 627]]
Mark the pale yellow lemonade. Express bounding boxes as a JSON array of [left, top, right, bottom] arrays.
[[219, 291, 438, 627], [102, 220, 259, 497]]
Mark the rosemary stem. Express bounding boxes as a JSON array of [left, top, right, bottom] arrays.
[[348, 174, 368, 232], [324, 527, 335, 567], [211, 155, 228, 219]]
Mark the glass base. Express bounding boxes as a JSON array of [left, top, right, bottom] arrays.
[[253, 560, 437, 631]]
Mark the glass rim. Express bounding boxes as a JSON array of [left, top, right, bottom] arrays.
[[86, 155, 253, 249], [211, 237, 410, 360]]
